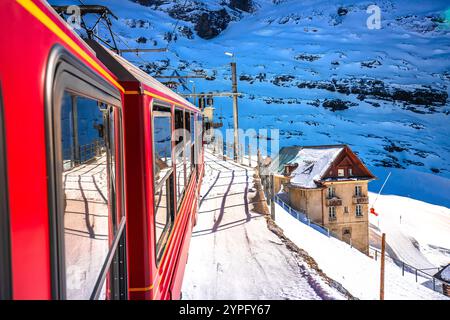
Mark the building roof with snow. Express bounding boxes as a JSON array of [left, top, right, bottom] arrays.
[[268, 145, 375, 188], [434, 264, 450, 284]]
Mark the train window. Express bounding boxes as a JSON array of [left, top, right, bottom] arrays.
[[190, 113, 196, 171], [152, 107, 175, 261], [60, 93, 113, 299], [190, 112, 195, 143], [55, 88, 126, 300], [0, 87, 12, 300], [194, 113, 202, 177], [185, 111, 192, 183], [174, 109, 185, 205]]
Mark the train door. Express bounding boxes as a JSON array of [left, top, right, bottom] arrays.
[[0, 84, 12, 300], [46, 48, 127, 300]]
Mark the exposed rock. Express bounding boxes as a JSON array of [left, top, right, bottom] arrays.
[[383, 142, 407, 153], [136, 36, 147, 44], [337, 7, 349, 16], [178, 26, 194, 39], [194, 9, 231, 39], [361, 60, 382, 69], [307, 100, 321, 107], [229, 0, 254, 13], [295, 53, 321, 62], [240, 74, 254, 82], [409, 122, 425, 130], [366, 100, 381, 107], [272, 75, 295, 87], [131, 0, 165, 8], [403, 159, 424, 167], [295, 78, 448, 109], [373, 155, 405, 169], [322, 99, 357, 112]]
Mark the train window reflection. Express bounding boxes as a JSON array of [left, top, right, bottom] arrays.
[[174, 109, 185, 205], [60, 93, 113, 299], [153, 112, 172, 187], [152, 106, 174, 262]]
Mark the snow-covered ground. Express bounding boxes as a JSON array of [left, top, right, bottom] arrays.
[[182, 151, 348, 300], [275, 201, 449, 300], [369, 192, 450, 270]]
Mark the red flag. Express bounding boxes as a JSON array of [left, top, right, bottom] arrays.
[[370, 207, 379, 216]]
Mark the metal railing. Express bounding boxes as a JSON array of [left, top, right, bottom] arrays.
[[274, 195, 332, 237], [79, 139, 104, 164], [369, 247, 446, 295]]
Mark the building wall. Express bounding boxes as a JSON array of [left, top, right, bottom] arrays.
[[288, 188, 323, 224], [323, 181, 369, 254]]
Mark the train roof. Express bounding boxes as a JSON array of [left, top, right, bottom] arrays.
[[85, 39, 198, 112]]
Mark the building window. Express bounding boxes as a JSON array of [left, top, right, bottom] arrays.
[[328, 206, 336, 220], [355, 185, 362, 197], [327, 186, 335, 198], [349, 168, 353, 176], [338, 168, 345, 177], [356, 204, 363, 217], [344, 206, 349, 214]]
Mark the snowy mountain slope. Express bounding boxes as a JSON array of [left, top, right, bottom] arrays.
[[369, 191, 450, 269], [275, 201, 449, 300], [49, 0, 450, 206]]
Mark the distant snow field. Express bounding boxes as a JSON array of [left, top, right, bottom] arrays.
[[369, 191, 450, 270]]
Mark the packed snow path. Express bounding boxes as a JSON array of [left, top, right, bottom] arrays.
[[181, 151, 347, 300]]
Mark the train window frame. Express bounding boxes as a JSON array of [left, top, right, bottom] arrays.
[[45, 46, 127, 300], [151, 103, 175, 264], [0, 84, 13, 300]]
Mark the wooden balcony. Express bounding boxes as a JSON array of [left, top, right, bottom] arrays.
[[326, 197, 342, 206], [353, 196, 369, 204]]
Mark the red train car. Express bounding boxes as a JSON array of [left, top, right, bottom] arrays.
[[0, 0, 203, 300]]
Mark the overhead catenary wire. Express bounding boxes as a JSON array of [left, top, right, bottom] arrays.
[[75, 0, 207, 78]]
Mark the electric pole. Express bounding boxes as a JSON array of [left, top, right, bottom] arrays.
[[231, 62, 239, 162], [380, 233, 386, 300]]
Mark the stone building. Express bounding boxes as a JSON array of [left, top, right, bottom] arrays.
[[270, 145, 376, 254]]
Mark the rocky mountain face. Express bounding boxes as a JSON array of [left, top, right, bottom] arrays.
[[130, 0, 255, 39]]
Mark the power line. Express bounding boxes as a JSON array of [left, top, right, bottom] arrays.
[[75, 0, 204, 77]]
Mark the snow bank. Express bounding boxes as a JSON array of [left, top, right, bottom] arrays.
[[275, 202, 449, 300], [369, 192, 450, 269]]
